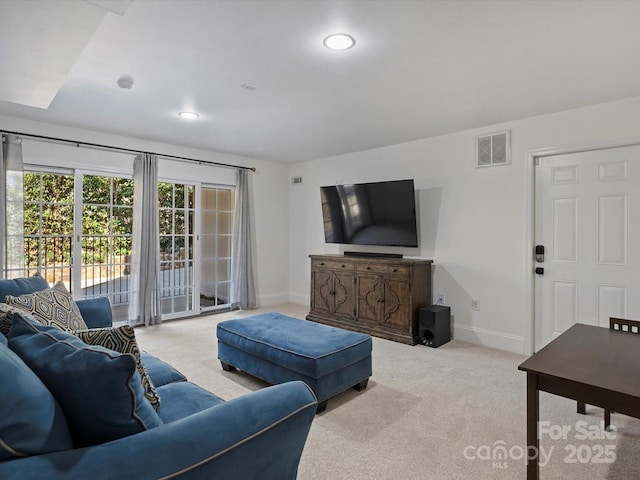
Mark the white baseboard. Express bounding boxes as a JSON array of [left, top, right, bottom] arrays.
[[453, 324, 525, 355], [258, 293, 290, 307], [272, 292, 524, 354], [288, 293, 309, 306]]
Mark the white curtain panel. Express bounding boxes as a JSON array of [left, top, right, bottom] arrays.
[[231, 169, 256, 309], [0, 134, 24, 279], [128, 153, 161, 325]]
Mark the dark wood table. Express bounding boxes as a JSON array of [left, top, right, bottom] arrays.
[[518, 323, 640, 479]]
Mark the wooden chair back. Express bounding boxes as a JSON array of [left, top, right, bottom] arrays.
[[577, 317, 640, 429]]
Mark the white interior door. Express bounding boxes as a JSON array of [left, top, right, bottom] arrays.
[[534, 145, 640, 351]]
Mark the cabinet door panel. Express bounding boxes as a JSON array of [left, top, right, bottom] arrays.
[[357, 275, 381, 324], [381, 277, 411, 330], [333, 273, 355, 318], [312, 270, 333, 314]]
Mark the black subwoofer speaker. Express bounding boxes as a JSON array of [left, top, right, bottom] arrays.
[[418, 305, 451, 348]]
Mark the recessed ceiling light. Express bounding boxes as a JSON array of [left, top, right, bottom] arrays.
[[178, 111, 199, 120], [323, 33, 356, 51]]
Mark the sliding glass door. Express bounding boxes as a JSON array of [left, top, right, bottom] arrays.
[[17, 168, 234, 320], [79, 174, 134, 321], [22, 171, 75, 287], [200, 186, 234, 311], [158, 182, 196, 318]]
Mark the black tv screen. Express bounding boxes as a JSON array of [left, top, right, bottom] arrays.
[[320, 179, 418, 247]]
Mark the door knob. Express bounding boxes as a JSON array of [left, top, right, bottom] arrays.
[[535, 267, 544, 275]]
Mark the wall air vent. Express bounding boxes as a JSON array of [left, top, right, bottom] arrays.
[[476, 130, 511, 167], [291, 176, 303, 185]]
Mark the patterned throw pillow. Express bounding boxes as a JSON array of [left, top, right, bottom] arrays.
[[0, 303, 41, 337], [5, 282, 88, 331], [73, 325, 161, 411], [0, 303, 17, 336]]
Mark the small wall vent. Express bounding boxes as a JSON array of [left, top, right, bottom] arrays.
[[476, 130, 510, 168], [291, 176, 303, 185]]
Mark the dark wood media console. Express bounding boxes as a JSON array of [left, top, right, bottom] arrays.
[[306, 254, 432, 345]]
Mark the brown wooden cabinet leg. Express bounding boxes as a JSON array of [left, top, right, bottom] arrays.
[[352, 379, 369, 391], [220, 361, 236, 372], [316, 401, 328, 414], [577, 401, 586, 414]]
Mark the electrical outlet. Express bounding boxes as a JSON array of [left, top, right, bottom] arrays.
[[436, 294, 445, 305], [471, 299, 480, 311]]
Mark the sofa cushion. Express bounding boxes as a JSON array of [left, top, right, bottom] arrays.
[[75, 296, 113, 329], [73, 325, 161, 411], [8, 314, 162, 447], [0, 342, 73, 460], [0, 272, 49, 301], [155, 381, 225, 423], [141, 351, 187, 387], [5, 282, 88, 331]]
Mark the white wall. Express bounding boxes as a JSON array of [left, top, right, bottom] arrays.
[[0, 115, 290, 307], [6, 93, 640, 352], [288, 95, 640, 354]]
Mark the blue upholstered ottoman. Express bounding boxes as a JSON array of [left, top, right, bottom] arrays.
[[217, 312, 372, 412]]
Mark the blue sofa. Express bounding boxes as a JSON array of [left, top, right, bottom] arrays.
[[0, 275, 317, 480]]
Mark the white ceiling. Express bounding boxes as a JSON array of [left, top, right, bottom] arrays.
[[1, 0, 640, 163]]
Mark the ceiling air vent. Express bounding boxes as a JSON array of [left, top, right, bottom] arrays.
[[476, 131, 510, 168]]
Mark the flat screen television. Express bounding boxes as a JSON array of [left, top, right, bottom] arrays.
[[320, 179, 418, 247]]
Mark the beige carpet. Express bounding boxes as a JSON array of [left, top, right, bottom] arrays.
[[134, 304, 640, 480]]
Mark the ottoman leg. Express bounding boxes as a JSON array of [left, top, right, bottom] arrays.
[[352, 379, 369, 391], [220, 361, 237, 372], [316, 401, 328, 414]]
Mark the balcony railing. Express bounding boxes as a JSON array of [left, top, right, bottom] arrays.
[[20, 235, 197, 310]]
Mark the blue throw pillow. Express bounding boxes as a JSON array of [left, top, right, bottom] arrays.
[[73, 326, 161, 411], [0, 342, 73, 460], [8, 314, 162, 447]]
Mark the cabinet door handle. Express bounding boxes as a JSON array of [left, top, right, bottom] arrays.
[[320, 262, 325, 266], [366, 266, 371, 270], [341, 264, 345, 268], [392, 269, 397, 272]]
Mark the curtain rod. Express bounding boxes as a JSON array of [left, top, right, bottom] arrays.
[[1, 130, 256, 172]]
